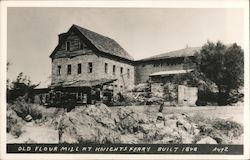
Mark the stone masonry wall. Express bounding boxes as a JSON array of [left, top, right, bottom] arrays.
[[51, 30, 135, 93], [135, 61, 183, 84], [51, 53, 135, 92]]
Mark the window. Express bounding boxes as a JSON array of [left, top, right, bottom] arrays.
[[57, 65, 61, 76], [76, 92, 87, 103], [127, 68, 130, 78], [75, 40, 82, 50], [154, 63, 160, 67], [66, 41, 70, 51], [113, 65, 116, 75], [67, 64, 71, 75], [120, 67, 123, 75], [73, 40, 79, 50], [77, 63, 82, 74], [105, 63, 108, 74], [88, 62, 93, 73], [80, 43, 84, 49]]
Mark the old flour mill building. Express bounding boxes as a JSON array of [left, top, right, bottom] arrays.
[[48, 24, 198, 104]]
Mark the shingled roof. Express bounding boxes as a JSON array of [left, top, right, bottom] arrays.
[[74, 25, 134, 61], [50, 24, 134, 61], [137, 47, 201, 62]]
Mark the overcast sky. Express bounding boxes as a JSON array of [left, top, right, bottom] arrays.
[[7, 7, 244, 87]]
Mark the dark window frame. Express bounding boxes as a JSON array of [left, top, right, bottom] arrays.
[[57, 65, 61, 76], [105, 63, 108, 74], [120, 67, 123, 75], [113, 65, 116, 75], [88, 62, 93, 73], [127, 68, 130, 78], [77, 63, 82, 74], [66, 41, 71, 51], [67, 64, 71, 75]]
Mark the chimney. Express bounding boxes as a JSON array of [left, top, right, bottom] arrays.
[[58, 33, 67, 44]]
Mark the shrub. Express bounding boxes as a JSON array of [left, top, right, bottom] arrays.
[[212, 118, 243, 137], [7, 106, 24, 137], [11, 125, 23, 137], [163, 83, 178, 103], [11, 100, 46, 120]]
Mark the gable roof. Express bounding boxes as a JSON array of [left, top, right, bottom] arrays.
[[50, 24, 134, 61], [137, 47, 201, 62]]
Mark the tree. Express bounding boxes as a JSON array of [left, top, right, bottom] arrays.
[[196, 41, 244, 105], [8, 72, 40, 103]]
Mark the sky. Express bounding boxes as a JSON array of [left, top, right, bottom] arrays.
[[7, 7, 244, 87]]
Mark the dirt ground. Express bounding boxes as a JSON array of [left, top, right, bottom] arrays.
[[111, 105, 244, 124]]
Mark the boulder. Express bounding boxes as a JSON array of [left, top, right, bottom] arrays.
[[176, 119, 192, 133], [59, 106, 121, 144], [117, 108, 134, 120], [196, 136, 217, 144], [120, 134, 140, 144], [117, 114, 139, 133], [84, 104, 111, 118], [140, 124, 156, 134], [25, 115, 33, 122]]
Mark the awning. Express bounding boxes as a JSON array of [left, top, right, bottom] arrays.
[[149, 69, 193, 77], [51, 78, 117, 88]]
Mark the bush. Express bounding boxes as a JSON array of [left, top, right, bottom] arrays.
[[11, 125, 23, 137], [212, 118, 243, 137], [227, 89, 244, 104], [7, 106, 24, 137], [112, 93, 133, 106], [196, 90, 218, 106], [10, 100, 46, 120], [163, 83, 178, 103]]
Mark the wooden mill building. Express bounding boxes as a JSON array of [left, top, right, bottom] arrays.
[[49, 24, 135, 104], [47, 24, 200, 104]]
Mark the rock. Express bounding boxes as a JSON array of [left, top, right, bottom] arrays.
[[25, 115, 33, 122], [196, 136, 217, 144], [94, 127, 121, 143], [118, 108, 134, 120], [83, 104, 116, 129], [140, 124, 156, 134], [194, 129, 200, 135], [137, 113, 149, 124], [172, 131, 180, 137], [98, 103, 112, 116], [95, 116, 116, 130], [178, 130, 194, 144], [161, 137, 176, 144], [59, 106, 121, 144], [84, 104, 111, 118], [198, 123, 214, 135], [156, 112, 164, 121], [135, 132, 144, 140], [156, 126, 173, 138], [176, 119, 192, 133], [117, 108, 151, 134], [120, 134, 140, 144], [155, 121, 165, 129], [118, 114, 139, 133]]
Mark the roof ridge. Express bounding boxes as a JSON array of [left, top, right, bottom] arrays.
[[73, 24, 134, 61], [73, 24, 112, 39], [137, 46, 201, 61]]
